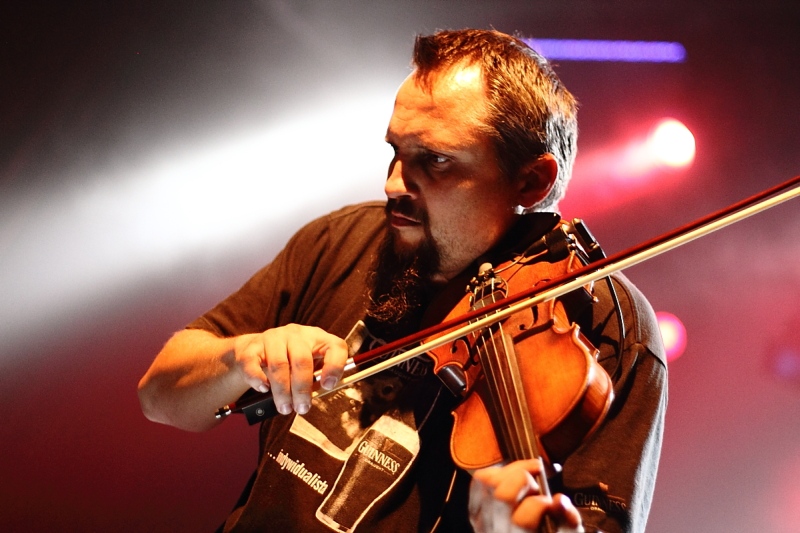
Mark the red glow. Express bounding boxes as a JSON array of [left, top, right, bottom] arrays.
[[656, 311, 687, 362], [560, 118, 697, 216]]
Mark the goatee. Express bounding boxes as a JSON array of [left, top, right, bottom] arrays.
[[366, 228, 440, 333]]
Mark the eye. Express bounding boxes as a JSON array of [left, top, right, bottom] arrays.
[[424, 152, 451, 171]]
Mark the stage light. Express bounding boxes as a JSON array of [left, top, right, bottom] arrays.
[[0, 86, 395, 355], [523, 39, 686, 63], [764, 315, 800, 387], [656, 311, 687, 362], [767, 347, 800, 383], [562, 118, 697, 215], [648, 119, 696, 168]]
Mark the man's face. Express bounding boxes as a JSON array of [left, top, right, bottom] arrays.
[[384, 64, 522, 282]]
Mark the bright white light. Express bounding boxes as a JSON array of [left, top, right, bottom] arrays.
[[80, 94, 393, 260], [648, 119, 696, 167], [0, 87, 397, 355]]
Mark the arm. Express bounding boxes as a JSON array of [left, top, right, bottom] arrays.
[[137, 325, 349, 432]]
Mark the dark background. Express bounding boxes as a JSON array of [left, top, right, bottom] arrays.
[[2, 1, 799, 531]]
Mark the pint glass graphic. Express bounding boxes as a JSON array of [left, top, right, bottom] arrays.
[[316, 414, 420, 532]]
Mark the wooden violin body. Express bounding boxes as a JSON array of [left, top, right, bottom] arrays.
[[428, 251, 614, 469]]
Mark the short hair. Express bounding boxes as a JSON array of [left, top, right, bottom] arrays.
[[412, 29, 578, 211]]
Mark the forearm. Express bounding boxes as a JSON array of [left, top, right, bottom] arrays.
[[138, 328, 252, 432]]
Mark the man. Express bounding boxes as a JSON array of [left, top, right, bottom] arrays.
[[138, 29, 666, 532]]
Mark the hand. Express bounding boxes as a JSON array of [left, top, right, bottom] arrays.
[[469, 459, 583, 533], [232, 324, 349, 416]]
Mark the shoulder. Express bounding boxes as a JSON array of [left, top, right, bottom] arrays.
[[584, 272, 666, 369], [281, 201, 388, 284], [308, 201, 386, 226], [291, 201, 386, 245], [326, 201, 386, 220], [609, 273, 666, 367]]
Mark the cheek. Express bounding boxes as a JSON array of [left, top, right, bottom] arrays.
[[424, 178, 515, 245], [429, 198, 496, 249]]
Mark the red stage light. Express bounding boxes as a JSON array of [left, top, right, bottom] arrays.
[[764, 315, 800, 387], [656, 311, 687, 362]]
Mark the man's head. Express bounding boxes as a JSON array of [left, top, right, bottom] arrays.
[[412, 29, 578, 212], [382, 29, 578, 285], [370, 29, 578, 328]]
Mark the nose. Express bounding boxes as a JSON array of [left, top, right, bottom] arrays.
[[385, 158, 416, 200]]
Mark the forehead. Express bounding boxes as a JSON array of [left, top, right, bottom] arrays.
[[387, 64, 491, 148]]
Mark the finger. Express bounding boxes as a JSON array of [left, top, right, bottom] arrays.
[[261, 331, 293, 415], [471, 464, 504, 488], [492, 468, 539, 505], [313, 330, 349, 391], [511, 494, 551, 530], [235, 339, 270, 393], [552, 494, 583, 531], [472, 460, 544, 504], [511, 494, 583, 532], [473, 459, 543, 484], [286, 333, 315, 415]]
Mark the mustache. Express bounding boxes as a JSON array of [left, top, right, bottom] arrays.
[[385, 198, 426, 222]]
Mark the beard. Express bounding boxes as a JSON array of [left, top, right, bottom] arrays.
[[366, 202, 441, 332]]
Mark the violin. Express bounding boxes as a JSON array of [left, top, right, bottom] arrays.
[[428, 239, 615, 533], [428, 247, 613, 472]]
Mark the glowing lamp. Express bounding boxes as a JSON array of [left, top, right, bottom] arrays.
[[764, 315, 800, 387], [656, 311, 687, 362], [767, 347, 800, 382], [648, 119, 696, 167]]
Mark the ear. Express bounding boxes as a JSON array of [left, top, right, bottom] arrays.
[[515, 153, 559, 210]]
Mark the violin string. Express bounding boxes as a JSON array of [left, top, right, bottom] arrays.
[[498, 320, 541, 461], [480, 323, 516, 457], [472, 273, 538, 463], [469, 284, 509, 455], [495, 323, 529, 460], [470, 279, 511, 455]]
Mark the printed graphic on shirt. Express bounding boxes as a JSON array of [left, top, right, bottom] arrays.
[[274, 320, 441, 532], [315, 414, 420, 532], [273, 448, 330, 495], [567, 483, 629, 527]]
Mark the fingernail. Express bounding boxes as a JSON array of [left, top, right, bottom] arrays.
[[296, 402, 310, 415], [258, 383, 269, 393], [278, 403, 293, 415], [322, 377, 338, 390]]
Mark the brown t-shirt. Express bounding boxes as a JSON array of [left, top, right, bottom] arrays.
[[191, 202, 667, 533]]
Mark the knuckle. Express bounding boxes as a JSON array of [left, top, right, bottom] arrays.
[[283, 323, 305, 335], [292, 385, 312, 396], [267, 359, 290, 374], [292, 356, 313, 372]]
